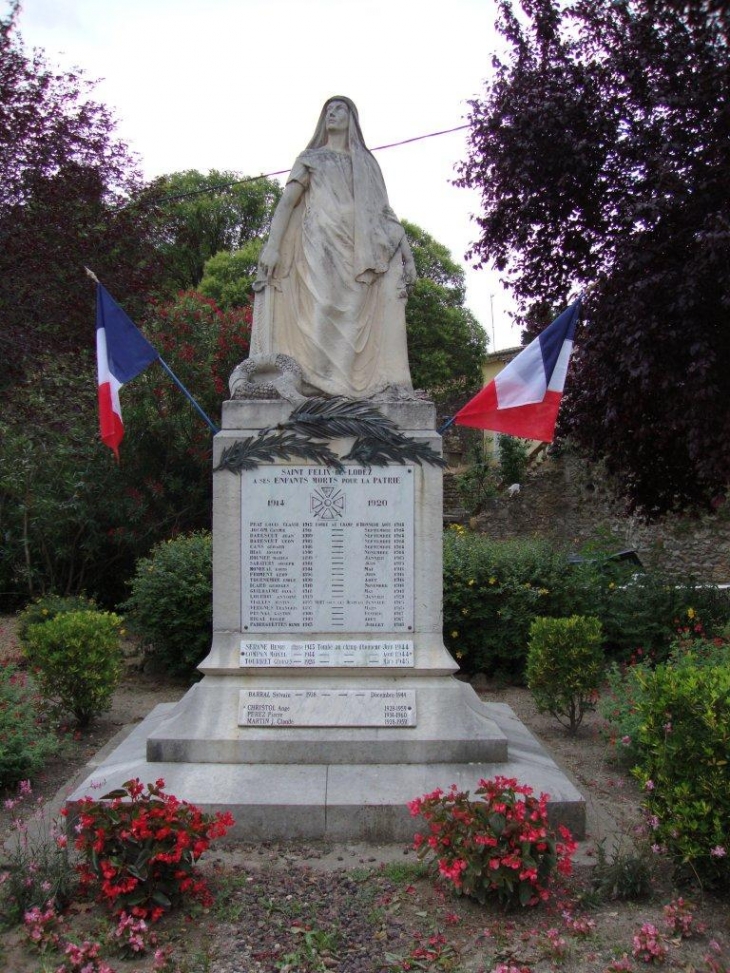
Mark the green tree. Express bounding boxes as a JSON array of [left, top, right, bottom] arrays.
[[0, 351, 133, 606], [198, 239, 263, 309], [456, 0, 730, 515], [146, 170, 281, 292], [0, 291, 250, 609], [403, 221, 488, 398], [196, 216, 489, 398]]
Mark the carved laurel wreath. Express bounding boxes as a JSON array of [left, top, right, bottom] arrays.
[[213, 397, 447, 475]]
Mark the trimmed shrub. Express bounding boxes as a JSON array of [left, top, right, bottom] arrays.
[[635, 660, 730, 891], [526, 616, 604, 734], [24, 610, 123, 727], [17, 593, 98, 643], [122, 531, 212, 678], [0, 665, 61, 789]]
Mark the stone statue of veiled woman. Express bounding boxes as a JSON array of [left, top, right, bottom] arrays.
[[249, 96, 416, 399]]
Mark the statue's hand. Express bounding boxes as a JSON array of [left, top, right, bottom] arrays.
[[403, 255, 417, 293], [258, 243, 280, 280], [399, 237, 417, 294]]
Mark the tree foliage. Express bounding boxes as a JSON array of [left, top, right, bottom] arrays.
[[457, 0, 730, 515], [104, 292, 251, 587], [403, 221, 488, 398], [0, 3, 160, 386], [198, 240, 263, 309], [0, 351, 128, 605], [145, 170, 281, 292]]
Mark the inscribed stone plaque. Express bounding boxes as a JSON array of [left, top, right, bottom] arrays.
[[237, 689, 417, 727], [240, 641, 414, 667], [242, 465, 414, 632]]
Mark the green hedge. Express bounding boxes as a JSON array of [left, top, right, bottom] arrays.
[[443, 528, 730, 680], [443, 530, 604, 679]]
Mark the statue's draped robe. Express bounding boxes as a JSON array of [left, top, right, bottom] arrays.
[[251, 146, 413, 398]]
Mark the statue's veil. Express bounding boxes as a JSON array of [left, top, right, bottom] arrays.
[[303, 96, 404, 281]]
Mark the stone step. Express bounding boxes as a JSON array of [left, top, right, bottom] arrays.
[[66, 701, 586, 843]]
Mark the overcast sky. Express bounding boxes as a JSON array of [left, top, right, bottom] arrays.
[[14, 0, 521, 351]]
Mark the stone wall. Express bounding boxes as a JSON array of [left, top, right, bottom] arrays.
[[445, 451, 730, 583]]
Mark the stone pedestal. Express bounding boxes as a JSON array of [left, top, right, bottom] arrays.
[[68, 397, 586, 841], [146, 398, 508, 766]]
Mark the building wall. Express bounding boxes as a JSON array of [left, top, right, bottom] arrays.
[[445, 451, 730, 583]]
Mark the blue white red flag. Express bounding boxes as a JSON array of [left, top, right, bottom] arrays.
[[453, 299, 581, 442], [95, 283, 159, 459]]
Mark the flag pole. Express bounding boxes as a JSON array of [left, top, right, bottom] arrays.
[[437, 416, 455, 435], [86, 268, 220, 436], [156, 356, 220, 435]]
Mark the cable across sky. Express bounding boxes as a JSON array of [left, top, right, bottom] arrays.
[[142, 124, 471, 207]]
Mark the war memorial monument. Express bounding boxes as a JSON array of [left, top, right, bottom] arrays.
[[69, 97, 585, 841]]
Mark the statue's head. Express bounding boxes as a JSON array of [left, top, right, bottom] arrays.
[[308, 96, 366, 151], [324, 99, 350, 135]]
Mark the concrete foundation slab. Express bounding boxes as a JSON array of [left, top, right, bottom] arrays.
[[66, 700, 586, 843]]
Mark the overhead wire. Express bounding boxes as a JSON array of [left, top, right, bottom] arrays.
[[140, 124, 470, 206]]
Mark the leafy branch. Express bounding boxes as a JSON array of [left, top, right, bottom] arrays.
[[215, 397, 446, 473], [214, 433, 343, 475]]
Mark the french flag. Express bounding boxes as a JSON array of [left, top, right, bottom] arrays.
[[96, 283, 159, 459], [454, 300, 581, 442]]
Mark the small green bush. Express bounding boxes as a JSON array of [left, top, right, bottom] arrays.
[[590, 839, 656, 901], [17, 593, 98, 644], [24, 610, 123, 727], [497, 434, 528, 485], [600, 631, 730, 766], [526, 616, 604, 734], [635, 660, 730, 891], [0, 665, 61, 789], [454, 446, 499, 514], [122, 531, 212, 678]]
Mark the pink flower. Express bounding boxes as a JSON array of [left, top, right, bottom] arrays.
[[604, 957, 633, 972], [632, 922, 668, 963], [710, 845, 726, 858]]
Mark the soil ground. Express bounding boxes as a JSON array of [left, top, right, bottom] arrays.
[[1, 614, 728, 973]]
